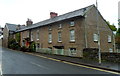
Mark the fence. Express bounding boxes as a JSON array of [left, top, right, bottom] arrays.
[[36, 48, 82, 57]]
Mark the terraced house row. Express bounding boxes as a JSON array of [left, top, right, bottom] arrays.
[[3, 5, 116, 57]]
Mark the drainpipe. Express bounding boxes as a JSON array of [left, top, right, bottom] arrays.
[[113, 32, 116, 52], [84, 16, 88, 48]]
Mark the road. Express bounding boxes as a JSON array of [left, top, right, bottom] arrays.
[[0, 47, 119, 75]]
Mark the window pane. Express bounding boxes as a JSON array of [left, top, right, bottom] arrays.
[[70, 21, 74, 26], [70, 30, 75, 41], [48, 33, 52, 43], [58, 32, 62, 42], [36, 30, 39, 40], [69, 48, 76, 54], [31, 33, 33, 41], [93, 34, 98, 42], [109, 48, 113, 52], [108, 35, 111, 42], [58, 24, 62, 28], [49, 25, 52, 30]]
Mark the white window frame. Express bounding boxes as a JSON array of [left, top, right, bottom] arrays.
[[27, 32, 29, 37], [36, 30, 39, 40], [31, 32, 33, 41], [48, 33, 52, 43], [70, 21, 75, 26], [14, 35, 15, 39], [48, 25, 52, 31], [93, 34, 98, 42], [69, 48, 77, 55], [70, 30, 75, 42], [109, 48, 113, 53], [58, 24, 62, 28], [22, 32, 25, 38], [108, 35, 112, 43], [36, 43, 40, 49], [58, 32, 62, 42]]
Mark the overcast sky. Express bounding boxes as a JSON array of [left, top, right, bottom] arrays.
[[119, 1, 120, 19], [0, 0, 119, 28]]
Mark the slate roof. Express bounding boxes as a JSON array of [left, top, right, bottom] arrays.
[[6, 23, 25, 32], [6, 23, 17, 31], [17, 4, 95, 32]]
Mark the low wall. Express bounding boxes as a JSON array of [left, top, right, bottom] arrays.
[[36, 48, 82, 57]]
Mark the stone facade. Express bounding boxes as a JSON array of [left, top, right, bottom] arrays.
[[3, 25, 9, 47], [3, 23, 25, 47], [0, 5, 113, 57], [18, 6, 115, 57]]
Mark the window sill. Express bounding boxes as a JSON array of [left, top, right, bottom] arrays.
[[70, 40, 75, 43], [48, 42, 52, 44], [94, 41, 98, 43], [71, 53, 76, 55], [48, 29, 52, 31], [58, 28, 62, 30], [70, 25, 74, 26], [37, 39, 39, 41], [58, 41, 62, 43], [69, 25, 75, 28]]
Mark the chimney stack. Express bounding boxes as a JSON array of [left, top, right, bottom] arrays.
[[50, 12, 58, 18], [17, 25, 21, 30], [26, 18, 33, 26]]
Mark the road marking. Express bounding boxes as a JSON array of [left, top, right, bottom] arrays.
[[27, 53, 61, 62], [0, 64, 3, 76], [47, 57, 61, 62], [30, 62, 49, 70], [62, 61, 119, 75], [0, 47, 3, 76], [26, 52, 120, 75]]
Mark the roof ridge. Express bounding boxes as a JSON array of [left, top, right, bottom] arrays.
[[6, 23, 17, 26], [17, 4, 95, 32], [58, 4, 94, 17], [33, 4, 95, 25]]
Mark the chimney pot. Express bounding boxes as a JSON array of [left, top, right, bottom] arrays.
[[26, 18, 33, 26], [50, 12, 58, 18]]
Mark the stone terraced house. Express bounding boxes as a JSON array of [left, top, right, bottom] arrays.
[[3, 23, 25, 47], [5, 5, 115, 57]]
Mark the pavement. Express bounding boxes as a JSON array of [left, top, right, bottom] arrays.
[[30, 52, 120, 73]]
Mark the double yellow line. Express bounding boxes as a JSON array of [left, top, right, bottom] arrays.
[[26, 52, 120, 75]]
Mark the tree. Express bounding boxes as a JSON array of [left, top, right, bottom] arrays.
[[116, 28, 120, 36], [8, 38, 20, 50], [116, 28, 120, 44], [15, 33, 20, 44], [106, 21, 117, 52], [106, 21, 117, 31], [115, 28, 120, 52]]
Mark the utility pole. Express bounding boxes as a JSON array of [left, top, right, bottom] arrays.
[[96, 0, 101, 64], [84, 15, 88, 48]]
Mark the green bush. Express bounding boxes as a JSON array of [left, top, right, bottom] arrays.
[[29, 42, 36, 52], [20, 46, 29, 52], [83, 48, 98, 60], [8, 38, 20, 50]]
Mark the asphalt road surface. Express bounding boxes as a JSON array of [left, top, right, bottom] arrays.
[[0, 47, 119, 75]]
